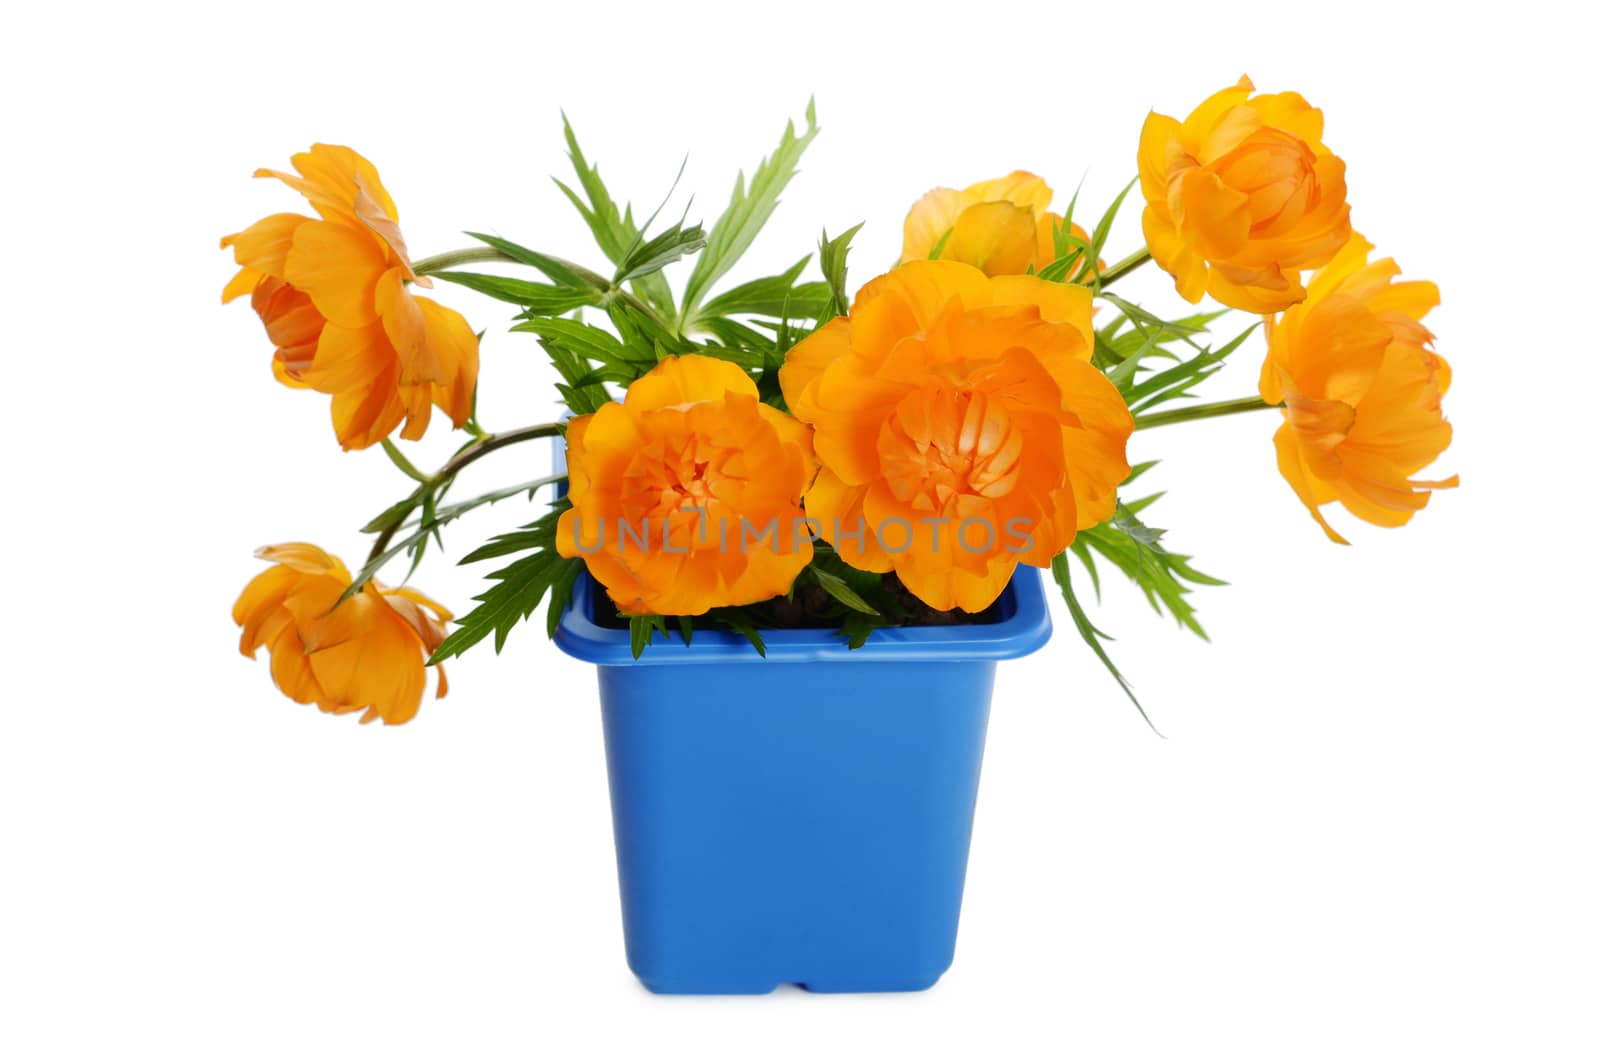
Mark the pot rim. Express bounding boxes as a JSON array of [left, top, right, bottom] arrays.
[[553, 565, 1052, 666]]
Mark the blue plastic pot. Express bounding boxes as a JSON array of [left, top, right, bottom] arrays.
[[553, 566, 1052, 994]]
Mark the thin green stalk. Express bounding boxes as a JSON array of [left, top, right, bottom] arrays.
[[1096, 247, 1153, 290], [1134, 396, 1274, 431], [411, 247, 520, 275], [363, 422, 565, 570], [380, 439, 429, 483]]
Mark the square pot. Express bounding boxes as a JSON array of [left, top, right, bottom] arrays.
[[553, 566, 1052, 993]]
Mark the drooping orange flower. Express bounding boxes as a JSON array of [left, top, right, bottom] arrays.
[[1260, 235, 1456, 544], [233, 543, 451, 725], [781, 260, 1133, 613], [1139, 76, 1353, 313], [902, 171, 1099, 280], [222, 145, 479, 450], [557, 355, 817, 616]]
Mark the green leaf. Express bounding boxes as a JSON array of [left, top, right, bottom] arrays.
[[553, 114, 676, 316], [808, 566, 880, 616], [711, 608, 767, 657], [605, 298, 695, 357], [629, 614, 668, 659], [555, 112, 634, 264], [700, 256, 831, 320], [681, 100, 821, 323], [431, 271, 602, 315], [344, 475, 568, 606], [431, 500, 583, 662], [1075, 500, 1225, 641], [361, 496, 421, 536], [463, 232, 604, 289], [458, 499, 568, 564], [1124, 460, 1159, 486], [1051, 553, 1160, 735], [1086, 179, 1136, 279], [513, 317, 644, 367], [1069, 539, 1102, 600], [545, 557, 583, 637], [817, 222, 864, 325], [838, 610, 888, 649], [685, 342, 765, 372], [613, 221, 707, 285], [1123, 322, 1259, 413], [514, 316, 639, 410]]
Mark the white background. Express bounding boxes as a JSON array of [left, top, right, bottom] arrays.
[[2, 2, 1595, 1057]]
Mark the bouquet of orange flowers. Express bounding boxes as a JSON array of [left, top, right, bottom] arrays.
[[226, 78, 1455, 728]]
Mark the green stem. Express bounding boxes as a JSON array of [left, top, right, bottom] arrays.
[[1096, 247, 1153, 290], [1134, 396, 1274, 431], [363, 422, 565, 571], [380, 439, 429, 483], [412, 247, 520, 275]]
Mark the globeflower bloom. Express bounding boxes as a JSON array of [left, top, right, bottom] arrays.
[[557, 355, 817, 616], [902, 171, 1098, 279], [232, 543, 452, 725], [1259, 235, 1456, 544], [1139, 76, 1353, 313], [222, 144, 479, 450], [781, 260, 1133, 612]]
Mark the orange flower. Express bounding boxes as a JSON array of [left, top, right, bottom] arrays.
[[902, 171, 1099, 280], [1139, 76, 1353, 313], [233, 543, 451, 725], [222, 145, 479, 450], [1260, 235, 1456, 543], [781, 260, 1133, 612], [556, 355, 817, 616]]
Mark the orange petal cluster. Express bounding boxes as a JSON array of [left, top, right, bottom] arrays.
[[222, 145, 478, 449], [902, 171, 1099, 280], [781, 260, 1133, 612], [556, 355, 818, 616], [232, 543, 451, 725], [1260, 235, 1456, 543], [1139, 76, 1352, 312]]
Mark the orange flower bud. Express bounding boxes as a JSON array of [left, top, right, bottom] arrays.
[[902, 171, 1099, 280]]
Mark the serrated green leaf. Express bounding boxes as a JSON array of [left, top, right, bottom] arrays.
[[681, 100, 820, 324], [554, 115, 675, 316], [513, 317, 645, 366], [1051, 553, 1160, 734], [432, 271, 602, 315], [1075, 498, 1225, 642], [463, 232, 603, 289], [613, 221, 706, 285], [817, 222, 863, 325], [699, 256, 831, 320]]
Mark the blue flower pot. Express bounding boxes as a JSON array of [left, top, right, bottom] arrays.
[[553, 566, 1052, 994]]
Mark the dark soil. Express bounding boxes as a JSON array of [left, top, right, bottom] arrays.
[[592, 571, 1000, 632]]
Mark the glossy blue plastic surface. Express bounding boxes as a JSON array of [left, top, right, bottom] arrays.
[[554, 567, 1052, 994]]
